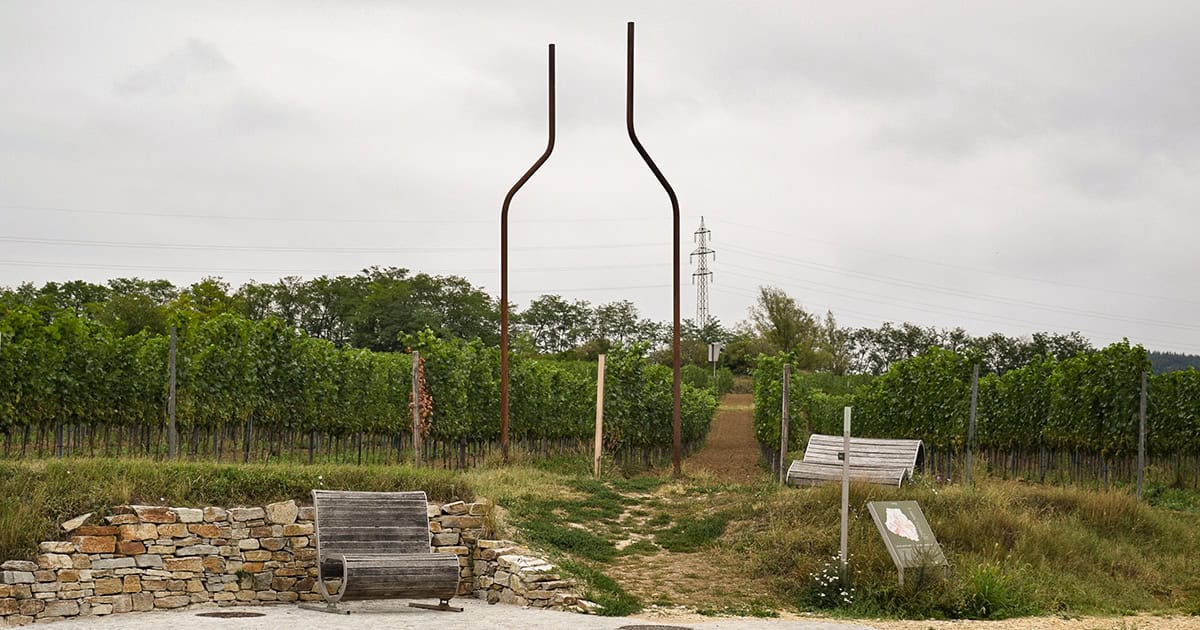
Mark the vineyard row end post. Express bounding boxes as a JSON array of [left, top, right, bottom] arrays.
[[779, 363, 791, 484], [1137, 369, 1147, 499], [168, 326, 177, 461], [412, 350, 421, 467], [966, 363, 978, 486], [594, 354, 606, 478]]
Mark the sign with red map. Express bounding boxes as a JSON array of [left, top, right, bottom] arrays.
[[866, 500, 947, 576]]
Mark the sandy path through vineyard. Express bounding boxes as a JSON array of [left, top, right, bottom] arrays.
[[685, 393, 765, 483]]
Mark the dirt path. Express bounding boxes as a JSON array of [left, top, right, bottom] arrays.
[[685, 393, 765, 483]]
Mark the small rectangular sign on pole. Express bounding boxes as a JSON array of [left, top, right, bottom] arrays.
[[867, 500, 947, 586], [594, 354, 606, 478]]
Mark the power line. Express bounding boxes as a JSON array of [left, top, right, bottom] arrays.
[[0, 258, 667, 276], [511, 284, 670, 294], [715, 271, 1200, 354], [0, 235, 663, 254], [723, 244, 1200, 333], [0, 204, 660, 225], [711, 218, 1200, 307]]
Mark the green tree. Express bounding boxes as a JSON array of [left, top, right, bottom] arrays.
[[517, 295, 593, 355], [749, 286, 821, 368]]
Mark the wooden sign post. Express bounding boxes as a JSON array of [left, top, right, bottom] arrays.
[[594, 354, 606, 478]]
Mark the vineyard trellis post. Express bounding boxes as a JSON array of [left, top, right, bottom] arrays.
[[779, 363, 790, 484], [594, 354, 606, 478], [168, 326, 177, 461], [1137, 370, 1147, 499], [966, 363, 978, 485], [412, 350, 421, 467]]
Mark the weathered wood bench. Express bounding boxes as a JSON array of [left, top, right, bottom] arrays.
[[787, 434, 923, 488], [306, 489, 462, 614]]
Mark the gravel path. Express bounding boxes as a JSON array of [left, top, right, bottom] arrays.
[[30, 599, 1200, 629], [38, 599, 873, 630]]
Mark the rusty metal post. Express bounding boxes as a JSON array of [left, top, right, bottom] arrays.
[[626, 22, 682, 477], [500, 44, 556, 463]]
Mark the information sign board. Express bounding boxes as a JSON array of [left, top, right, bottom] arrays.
[[866, 500, 947, 585]]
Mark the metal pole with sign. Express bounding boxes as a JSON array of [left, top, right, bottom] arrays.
[[841, 406, 851, 579], [708, 342, 724, 382]]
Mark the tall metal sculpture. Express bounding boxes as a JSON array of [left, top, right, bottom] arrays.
[[500, 24, 683, 478], [625, 22, 682, 477], [499, 44, 554, 463]]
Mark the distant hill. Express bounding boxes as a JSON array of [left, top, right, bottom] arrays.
[[1149, 350, 1200, 374]]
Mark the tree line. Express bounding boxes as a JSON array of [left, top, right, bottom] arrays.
[[3, 274, 1189, 380]]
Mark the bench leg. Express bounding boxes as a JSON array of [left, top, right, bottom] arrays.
[[408, 599, 462, 613], [299, 601, 350, 615]]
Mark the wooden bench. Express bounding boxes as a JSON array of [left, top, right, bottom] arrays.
[[787, 434, 923, 488], [306, 489, 462, 614]]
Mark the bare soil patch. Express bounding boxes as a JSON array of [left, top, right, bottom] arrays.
[[685, 394, 765, 483]]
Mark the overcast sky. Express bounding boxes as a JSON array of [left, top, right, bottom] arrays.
[[2, 1, 1198, 353]]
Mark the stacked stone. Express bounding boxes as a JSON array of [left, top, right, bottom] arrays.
[[471, 540, 598, 614], [427, 500, 486, 595], [0, 500, 317, 625]]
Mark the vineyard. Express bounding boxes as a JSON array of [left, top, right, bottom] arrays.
[[755, 341, 1200, 487], [0, 307, 717, 467]]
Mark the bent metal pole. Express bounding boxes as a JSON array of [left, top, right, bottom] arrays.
[[500, 44, 556, 463], [626, 22, 683, 477]]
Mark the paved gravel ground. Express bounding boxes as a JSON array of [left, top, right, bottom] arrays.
[[38, 599, 873, 630], [33, 600, 1200, 629]]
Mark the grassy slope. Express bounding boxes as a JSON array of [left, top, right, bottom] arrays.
[[739, 479, 1200, 618], [1, 457, 1198, 620]]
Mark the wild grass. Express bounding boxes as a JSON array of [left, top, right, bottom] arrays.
[[557, 558, 641, 616], [734, 479, 1200, 619], [655, 511, 734, 552]]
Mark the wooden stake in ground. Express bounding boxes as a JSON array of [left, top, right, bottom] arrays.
[[1138, 370, 1147, 499], [411, 350, 421, 467], [168, 326, 177, 460], [966, 363, 978, 485], [841, 406, 851, 579], [594, 354, 606, 477], [779, 363, 791, 484]]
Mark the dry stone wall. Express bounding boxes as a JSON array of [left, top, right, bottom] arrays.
[[472, 539, 598, 613], [0, 498, 588, 626]]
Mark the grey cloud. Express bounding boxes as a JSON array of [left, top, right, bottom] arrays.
[[115, 39, 233, 96]]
